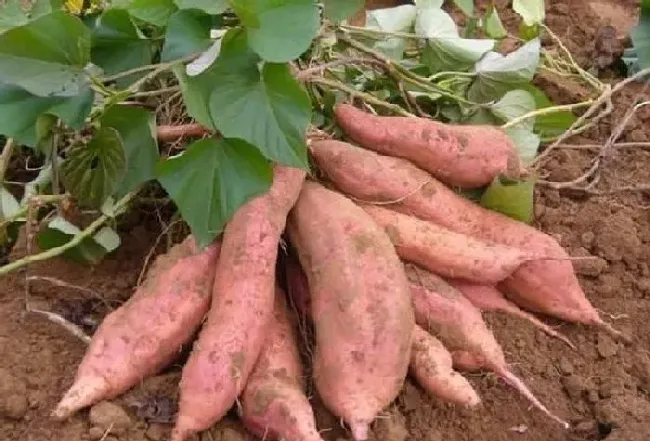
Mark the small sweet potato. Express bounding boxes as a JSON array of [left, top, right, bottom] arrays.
[[447, 280, 575, 350], [410, 325, 481, 407], [309, 139, 626, 341], [406, 264, 569, 428], [286, 181, 414, 441], [361, 204, 549, 283], [52, 235, 221, 420], [334, 104, 523, 188], [171, 165, 306, 441], [241, 286, 324, 441]]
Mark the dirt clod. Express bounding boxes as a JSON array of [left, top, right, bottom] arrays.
[[0, 368, 28, 420], [89, 401, 133, 434], [558, 357, 574, 376], [145, 423, 168, 441], [88, 427, 106, 440], [597, 334, 618, 359]]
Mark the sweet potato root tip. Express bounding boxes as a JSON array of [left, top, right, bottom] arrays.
[[333, 103, 522, 189], [51, 377, 108, 420], [350, 421, 370, 441], [500, 369, 570, 429], [448, 281, 576, 350]]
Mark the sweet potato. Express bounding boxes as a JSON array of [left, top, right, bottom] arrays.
[[52, 235, 221, 420], [360, 204, 554, 283], [333, 104, 523, 188], [309, 139, 626, 341], [446, 280, 575, 350], [410, 325, 481, 407], [286, 181, 414, 441], [405, 264, 569, 428], [171, 165, 306, 441], [240, 286, 324, 441]]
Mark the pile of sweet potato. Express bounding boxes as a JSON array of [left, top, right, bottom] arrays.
[[50, 104, 629, 441]]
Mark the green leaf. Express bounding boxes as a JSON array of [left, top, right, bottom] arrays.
[[100, 105, 159, 197], [489, 89, 536, 130], [125, 0, 178, 27], [468, 38, 540, 103], [156, 137, 273, 247], [505, 126, 540, 164], [483, 3, 507, 39], [416, 7, 493, 72], [519, 83, 576, 137], [0, 84, 94, 147], [161, 9, 217, 62], [452, 0, 473, 16], [180, 29, 311, 168], [481, 177, 536, 224], [61, 127, 127, 208], [0, 186, 20, 219], [322, 0, 363, 22], [631, 0, 650, 70], [29, 0, 64, 19], [0, 11, 91, 97], [174, 0, 228, 14], [367, 5, 417, 60], [174, 65, 216, 129], [231, 0, 320, 62], [0, 0, 28, 34], [37, 216, 121, 264], [90, 9, 153, 80], [512, 0, 545, 26]]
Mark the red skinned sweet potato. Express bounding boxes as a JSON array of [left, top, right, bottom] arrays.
[[446, 280, 575, 350], [334, 104, 523, 188], [410, 325, 481, 407], [360, 204, 554, 283], [286, 181, 414, 441], [52, 235, 221, 420], [171, 165, 306, 441], [241, 286, 324, 441], [405, 264, 569, 428], [284, 248, 479, 409], [308, 139, 626, 341]]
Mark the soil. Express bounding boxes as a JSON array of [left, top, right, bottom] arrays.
[[2, 1, 650, 441]]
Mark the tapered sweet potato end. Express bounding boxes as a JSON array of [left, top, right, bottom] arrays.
[[51, 375, 111, 420]]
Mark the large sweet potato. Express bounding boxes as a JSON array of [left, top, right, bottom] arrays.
[[52, 235, 221, 420], [171, 165, 306, 441], [308, 139, 625, 341], [241, 286, 324, 441], [334, 104, 523, 188], [286, 181, 414, 441]]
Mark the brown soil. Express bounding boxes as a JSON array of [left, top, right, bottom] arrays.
[[2, 1, 650, 441]]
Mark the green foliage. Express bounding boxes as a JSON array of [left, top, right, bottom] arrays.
[[156, 137, 273, 247], [100, 105, 159, 197], [322, 0, 363, 22], [61, 127, 127, 208], [0, 12, 91, 97], [177, 29, 311, 168], [480, 178, 536, 224], [630, 0, 650, 71], [89, 10, 154, 81], [0, 0, 585, 266]]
